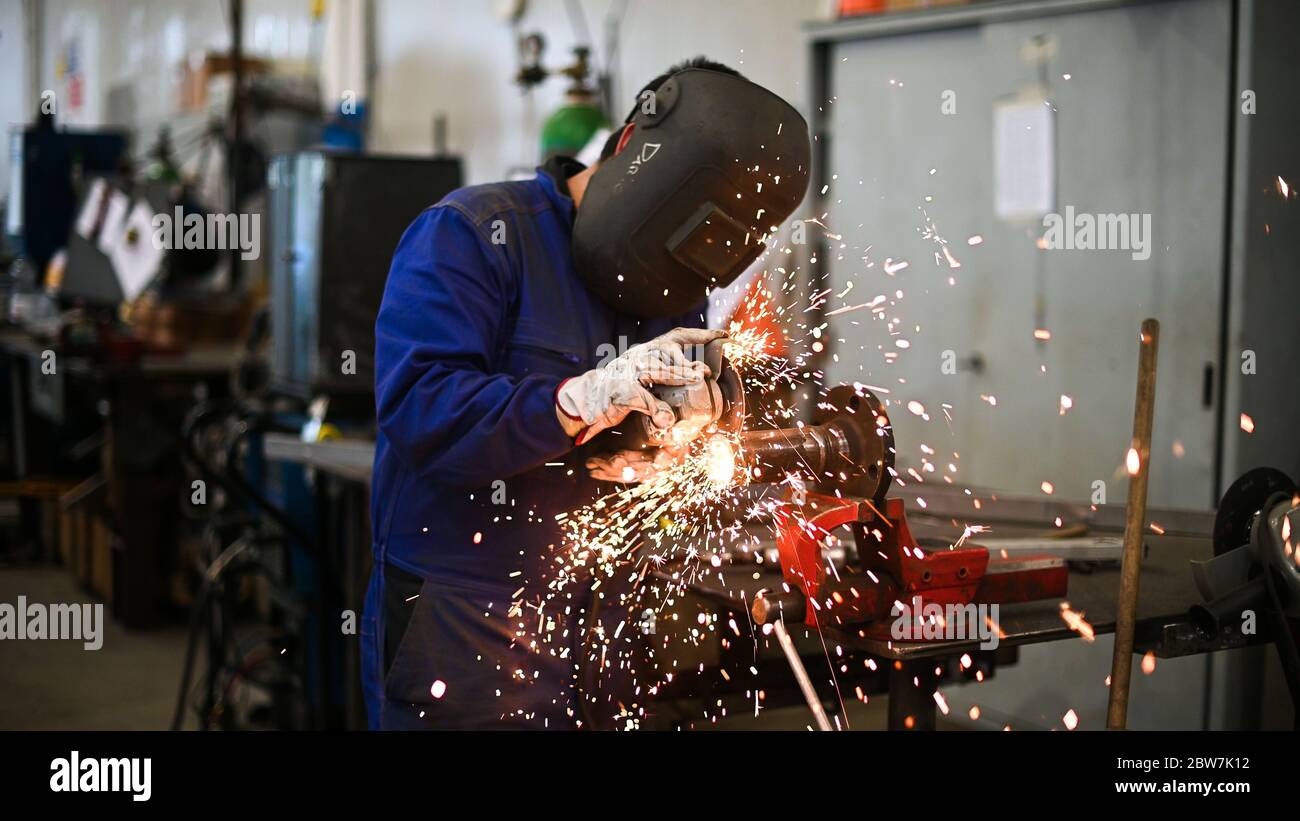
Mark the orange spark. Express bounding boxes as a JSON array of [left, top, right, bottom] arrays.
[[1059, 602, 1096, 642]]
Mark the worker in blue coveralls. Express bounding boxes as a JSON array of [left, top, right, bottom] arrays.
[[363, 57, 811, 729]]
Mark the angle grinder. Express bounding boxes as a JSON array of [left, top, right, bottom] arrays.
[[597, 338, 745, 451], [593, 340, 894, 501]]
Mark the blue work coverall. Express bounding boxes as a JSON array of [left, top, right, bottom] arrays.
[[363, 158, 702, 729]]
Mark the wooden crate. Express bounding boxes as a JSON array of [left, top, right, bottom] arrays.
[[88, 517, 114, 605], [58, 505, 87, 582], [57, 476, 108, 594]]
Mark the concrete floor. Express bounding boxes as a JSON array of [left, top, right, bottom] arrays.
[[0, 565, 189, 730]]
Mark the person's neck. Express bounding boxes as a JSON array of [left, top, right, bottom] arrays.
[[567, 164, 596, 208]]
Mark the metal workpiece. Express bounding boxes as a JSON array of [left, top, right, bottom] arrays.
[[737, 424, 848, 478], [751, 587, 807, 626], [739, 384, 894, 503]]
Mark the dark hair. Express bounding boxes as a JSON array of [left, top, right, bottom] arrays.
[[598, 57, 744, 161]]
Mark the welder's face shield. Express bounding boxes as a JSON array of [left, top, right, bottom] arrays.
[[572, 69, 812, 319]]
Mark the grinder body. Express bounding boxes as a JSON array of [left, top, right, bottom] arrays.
[[592, 338, 744, 453]]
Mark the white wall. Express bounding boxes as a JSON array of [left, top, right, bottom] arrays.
[[16, 0, 829, 185], [371, 0, 827, 183], [0, 0, 31, 204], [30, 0, 315, 166]]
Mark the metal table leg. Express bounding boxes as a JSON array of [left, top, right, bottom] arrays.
[[888, 658, 938, 730]]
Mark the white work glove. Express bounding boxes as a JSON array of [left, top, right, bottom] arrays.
[[556, 327, 728, 446], [585, 447, 687, 484]]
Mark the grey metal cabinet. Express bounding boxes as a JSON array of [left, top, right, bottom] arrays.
[[814, 0, 1230, 511]]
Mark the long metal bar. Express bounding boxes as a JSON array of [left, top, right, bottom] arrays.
[[772, 619, 834, 731], [1107, 318, 1161, 730], [804, 0, 1180, 43]]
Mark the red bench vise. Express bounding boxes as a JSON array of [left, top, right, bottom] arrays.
[[754, 491, 1069, 636]]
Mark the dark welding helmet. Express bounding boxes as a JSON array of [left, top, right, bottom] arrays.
[[571, 68, 811, 318]]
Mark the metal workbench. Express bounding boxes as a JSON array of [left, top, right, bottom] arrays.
[[258, 434, 1245, 729], [262, 434, 375, 485], [673, 501, 1241, 730]]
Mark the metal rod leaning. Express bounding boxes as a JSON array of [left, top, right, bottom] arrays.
[[1107, 318, 1160, 730]]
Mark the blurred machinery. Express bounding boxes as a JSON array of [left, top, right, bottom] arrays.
[[266, 151, 462, 405], [163, 149, 464, 728], [173, 397, 319, 729], [1192, 468, 1300, 727], [5, 120, 128, 283]]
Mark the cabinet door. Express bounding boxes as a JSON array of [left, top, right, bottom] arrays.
[[823, 0, 1229, 510]]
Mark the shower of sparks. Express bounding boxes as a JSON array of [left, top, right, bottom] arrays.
[[507, 314, 814, 729]]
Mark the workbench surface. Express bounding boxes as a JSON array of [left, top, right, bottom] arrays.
[[259, 434, 1240, 662], [679, 497, 1241, 662]]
